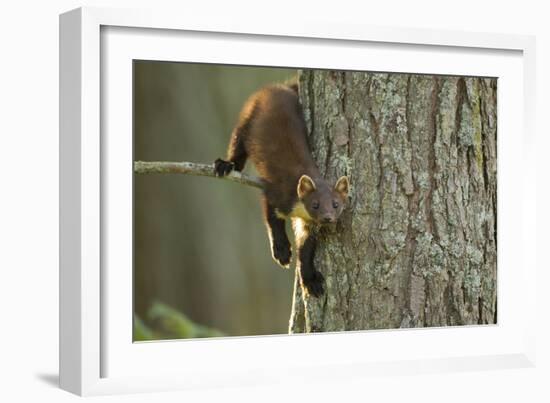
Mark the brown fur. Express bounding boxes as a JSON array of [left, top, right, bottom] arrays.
[[243, 85, 319, 213], [214, 83, 349, 297]]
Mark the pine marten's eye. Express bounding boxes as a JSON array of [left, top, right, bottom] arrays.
[[312, 201, 320, 209], [333, 201, 339, 209]]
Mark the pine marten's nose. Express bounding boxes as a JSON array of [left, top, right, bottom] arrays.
[[322, 216, 335, 224]]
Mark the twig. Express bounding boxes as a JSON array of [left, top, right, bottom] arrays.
[[133, 161, 264, 189]]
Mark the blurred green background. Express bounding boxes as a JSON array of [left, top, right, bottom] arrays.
[[133, 61, 298, 340]]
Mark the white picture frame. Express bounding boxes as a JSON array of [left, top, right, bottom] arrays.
[[59, 6, 537, 396]]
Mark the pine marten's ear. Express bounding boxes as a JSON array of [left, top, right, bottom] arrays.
[[334, 176, 349, 199], [297, 175, 316, 199]]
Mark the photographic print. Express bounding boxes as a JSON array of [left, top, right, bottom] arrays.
[[133, 62, 497, 341]]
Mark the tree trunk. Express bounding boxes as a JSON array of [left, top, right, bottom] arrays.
[[289, 70, 497, 333]]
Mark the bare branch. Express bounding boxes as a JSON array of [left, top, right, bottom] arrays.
[[133, 161, 264, 189]]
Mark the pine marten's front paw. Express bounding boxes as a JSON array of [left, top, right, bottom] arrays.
[[214, 159, 234, 177], [302, 271, 325, 298], [272, 240, 292, 268]]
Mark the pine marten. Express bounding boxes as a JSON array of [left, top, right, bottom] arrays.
[[214, 83, 349, 297]]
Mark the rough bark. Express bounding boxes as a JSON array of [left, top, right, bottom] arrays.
[[289, 71, 497, 333]]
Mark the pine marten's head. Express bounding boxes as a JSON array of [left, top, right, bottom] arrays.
[[296, 174, 349, 224]]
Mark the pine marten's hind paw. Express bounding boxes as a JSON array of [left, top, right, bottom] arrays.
[[214, 159, 235, 177], [303, 271, 325, 298]]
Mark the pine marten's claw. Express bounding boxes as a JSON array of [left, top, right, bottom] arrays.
[[214, 159, 234, 177]]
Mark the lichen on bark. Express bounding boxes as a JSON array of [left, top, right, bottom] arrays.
[[289, 70, 497, 333]]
